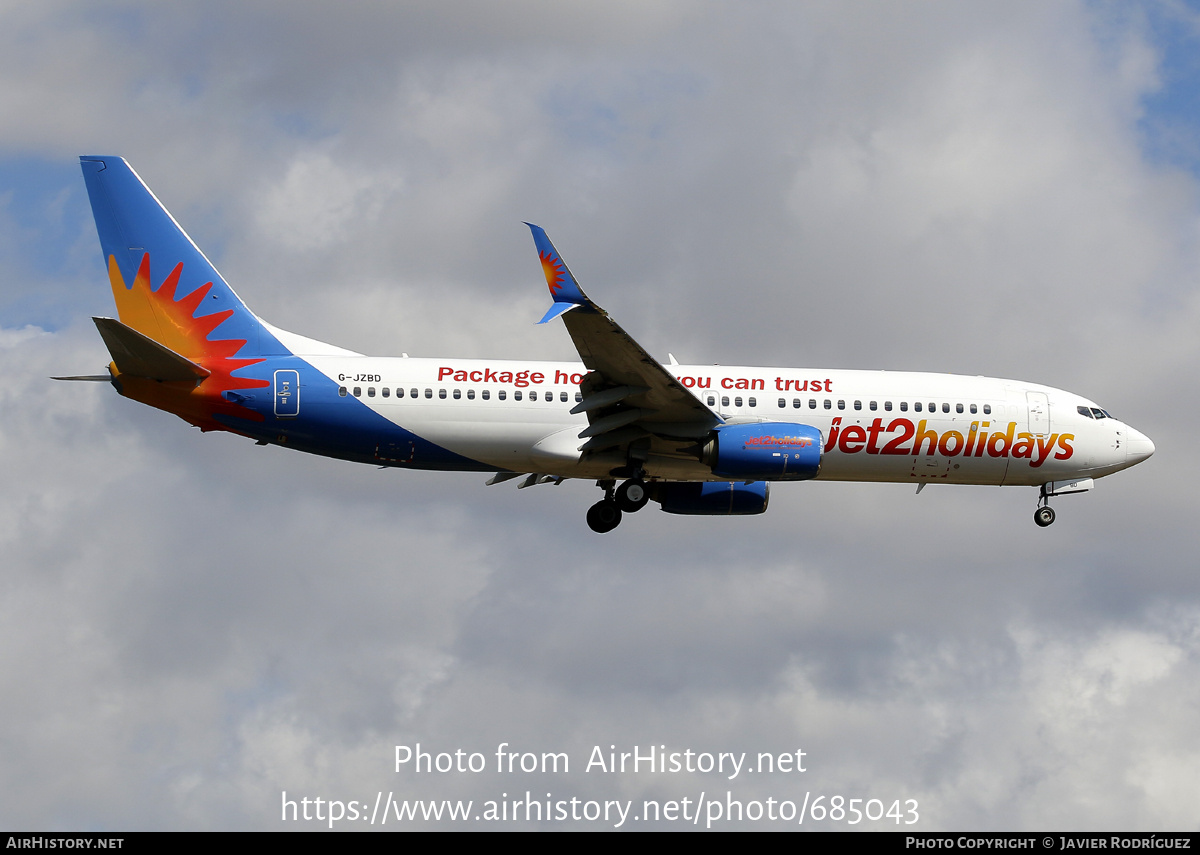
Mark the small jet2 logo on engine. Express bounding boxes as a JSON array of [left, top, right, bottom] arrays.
[[744, 435, 815, 448]]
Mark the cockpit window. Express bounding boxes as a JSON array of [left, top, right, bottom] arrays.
[[1090, 407, 1107, 420], [1077, 406, 1094, 418]]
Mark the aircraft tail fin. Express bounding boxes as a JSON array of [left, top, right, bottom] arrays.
[[79, 156, 281, 431], [79, 156, 286, 359]]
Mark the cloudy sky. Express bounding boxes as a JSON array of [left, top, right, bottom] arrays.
[[1, 0, 1198, 831]]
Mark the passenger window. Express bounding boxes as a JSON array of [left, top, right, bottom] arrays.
[[914, 402, 922, 412], [955, 403, 963, 413], [338, 387, 347, 397], [707, 394, 716, 406], [381, 387, 389, 398], [809, 399, 816, 409], [869, 401, 877, 411], [353, 387, 361, 397], [748, 397, 756, 407], [884, 401, 892, 411], [467, 389, 475, 400], [734, 396, 742, 407], [970, 404, 977, 414], [499, 390, 506, 400], [823, 399, 831, 410], [854, 400, 862, 411], [453, 389, 461, 399], [941, 403, 948, 413], [514, 391, 522, 401], [424, 388, 432, 399], [482, 389, 490, 400], [837, 400, 845, 410], [983, 404, 991, 414], [529, 391, 537, 401], [436, 389, 445, 399], [779, 398, 786, 408], [368, 387, 375, 397], [410, 388, 418, 398], [722, 396, 730, 407], [560, 392, 568, 402], [793, 399, 801, 408], [575, 392, 582, 402], [899, 401, 907, 412]]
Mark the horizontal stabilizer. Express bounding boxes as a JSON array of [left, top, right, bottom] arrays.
[[51, 374, 112, 382], [93, 316, 211, 381]]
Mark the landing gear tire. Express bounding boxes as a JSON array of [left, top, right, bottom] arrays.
[[586, 500, 623, 533], [1034, 506, 1056, 527], [615, 479, 650, 513]]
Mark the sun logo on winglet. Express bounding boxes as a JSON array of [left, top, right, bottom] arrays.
[[107, 253, 269, 428], [539, 250, 568, 298]]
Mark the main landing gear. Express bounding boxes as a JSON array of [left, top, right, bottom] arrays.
[[586, 477, 650, 533], [586, 498, 621, 533], [1034, 487, 1056, 528], [615, 478, 650, 512]]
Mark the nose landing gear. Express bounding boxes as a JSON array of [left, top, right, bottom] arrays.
[[1034, 486, 1056, 527], [1034, 505, 1056, 527]]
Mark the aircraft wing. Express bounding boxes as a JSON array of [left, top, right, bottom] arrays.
[[528, 224, 720, 460]]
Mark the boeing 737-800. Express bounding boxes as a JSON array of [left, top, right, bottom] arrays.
[[60, 156, 1154, 533]]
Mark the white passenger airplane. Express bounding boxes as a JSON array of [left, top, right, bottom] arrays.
[[62, 156, 1154, 532]]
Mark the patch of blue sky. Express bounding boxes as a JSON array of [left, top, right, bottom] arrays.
[[543, 68, 707, 154], [0, 157, 87, 256], [1132, 1, 1200, 176], [0, 157, 98, 331], [272, 111, 338, 142], [544, 86, 626, 149]]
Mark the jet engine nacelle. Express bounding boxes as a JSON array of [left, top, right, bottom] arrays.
[[654, 481, 770, 515], [702, 422, 823, 481]]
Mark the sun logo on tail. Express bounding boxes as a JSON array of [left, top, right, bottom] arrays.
[[107, 253, 269, 427]]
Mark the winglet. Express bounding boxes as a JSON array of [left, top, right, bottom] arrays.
[[526, 223, 590, 324]]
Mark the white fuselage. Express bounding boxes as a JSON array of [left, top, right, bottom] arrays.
[[300, 355, 1150, 486]]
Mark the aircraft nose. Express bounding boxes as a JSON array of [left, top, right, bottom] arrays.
[[1126, 426, 1155, 465]]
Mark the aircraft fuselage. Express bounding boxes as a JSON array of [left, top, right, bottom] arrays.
[[137, 353, 1149, 489]]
